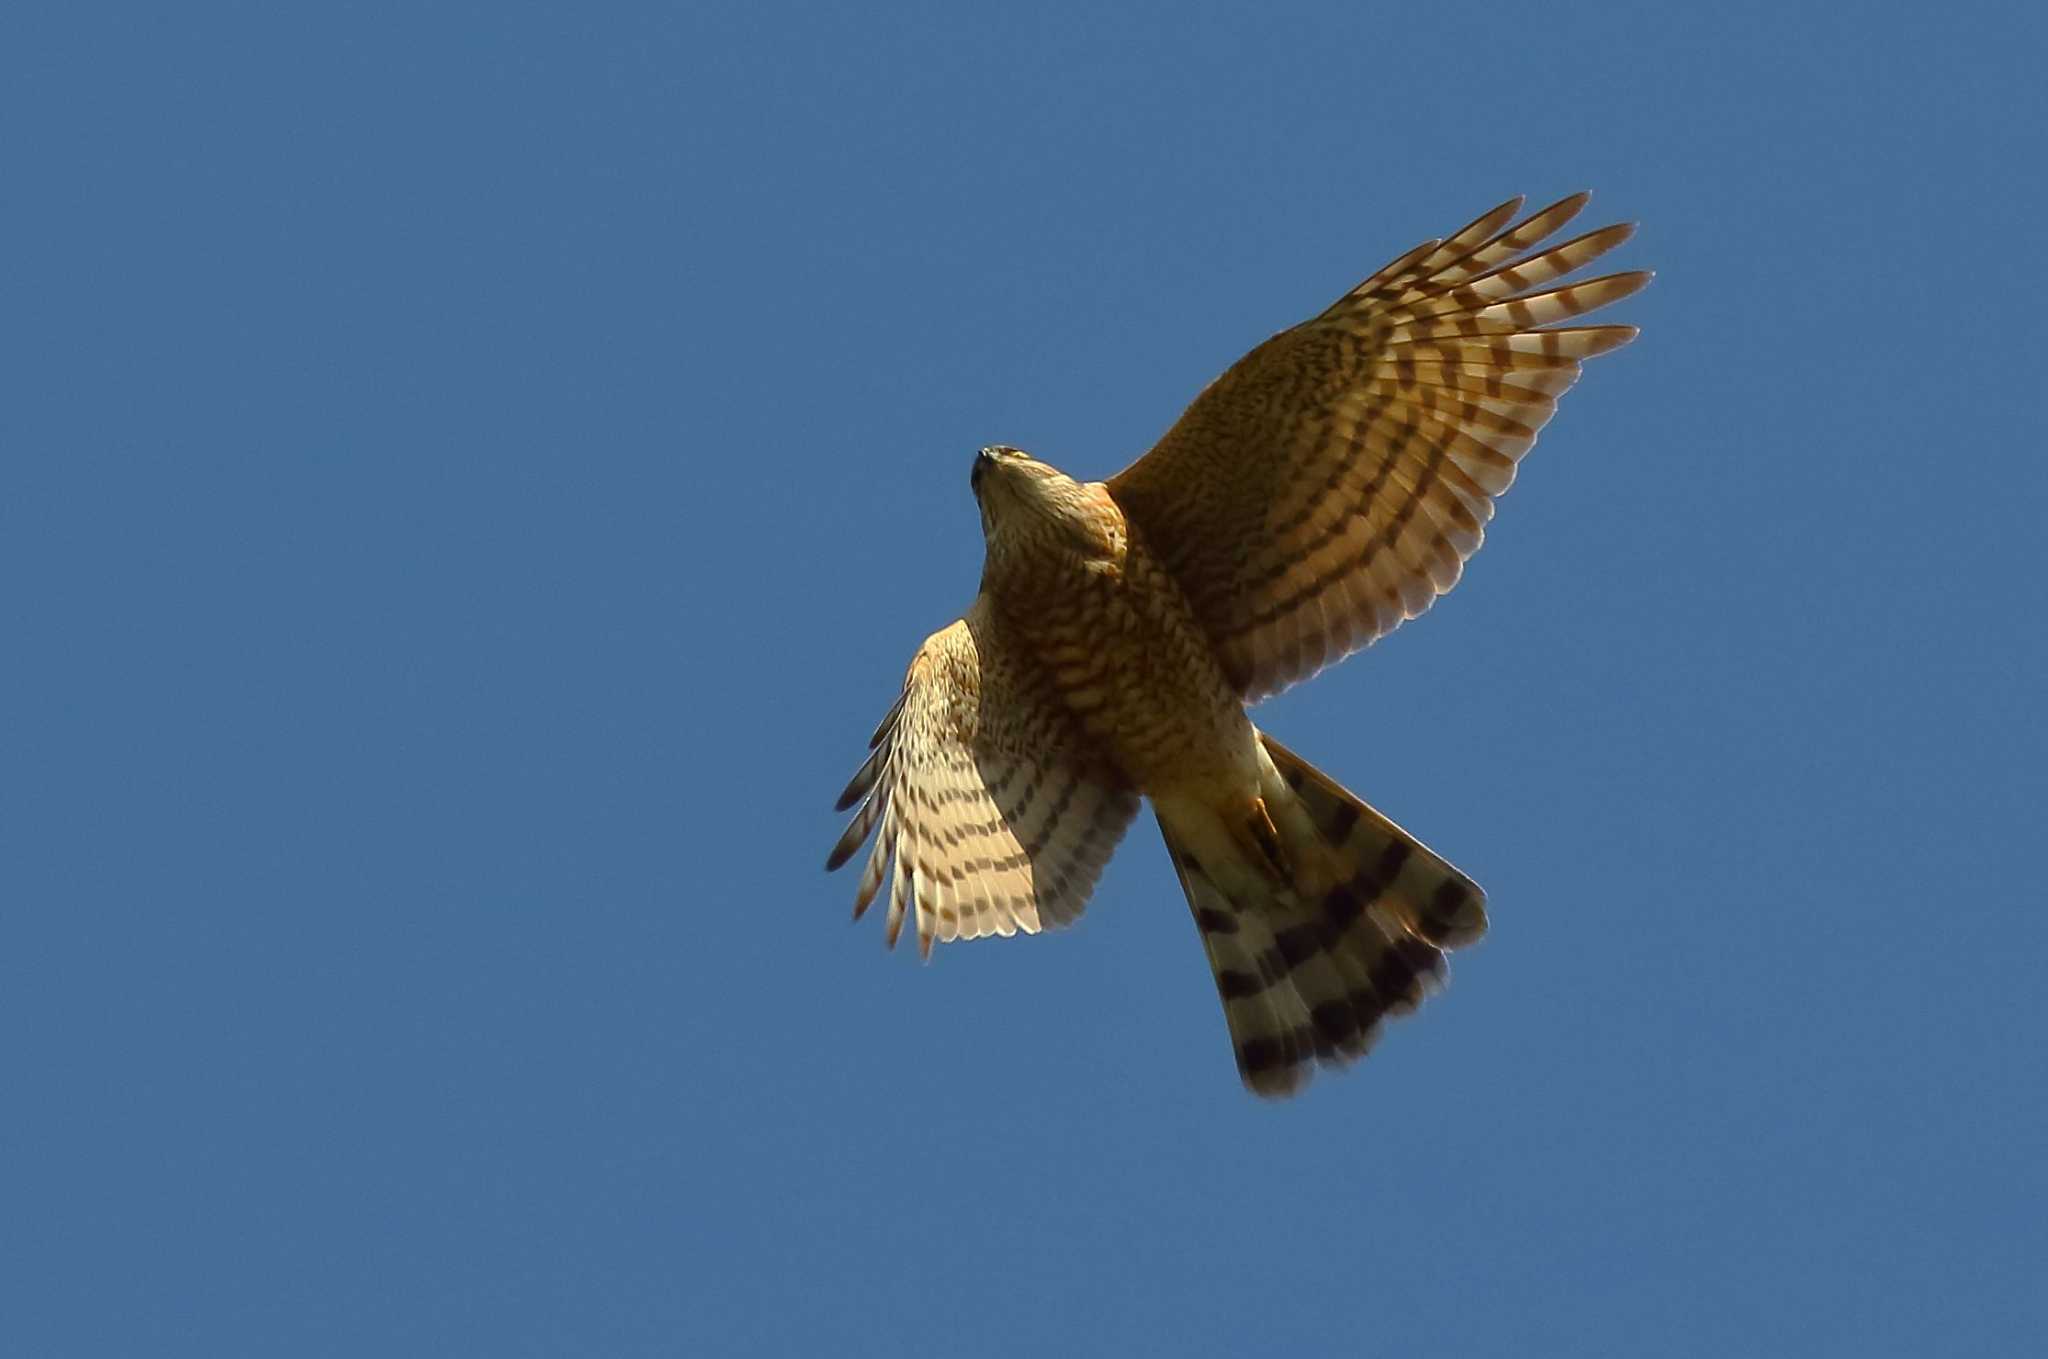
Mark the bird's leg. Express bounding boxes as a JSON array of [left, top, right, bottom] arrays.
[[1235, 796, 1291, 883]]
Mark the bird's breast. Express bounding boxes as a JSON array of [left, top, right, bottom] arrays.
[[992, 524, 1256, 795]]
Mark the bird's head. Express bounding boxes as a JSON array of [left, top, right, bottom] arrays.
[[973, 444, 1069, 535], [969, 443, 1056, 496], [970, 445, 1120, 569]]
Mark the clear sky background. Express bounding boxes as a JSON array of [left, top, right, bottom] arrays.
[[6, 3, 2045, 1355]]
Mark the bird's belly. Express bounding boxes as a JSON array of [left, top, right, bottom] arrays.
[[1003, 550, 1255, 796]]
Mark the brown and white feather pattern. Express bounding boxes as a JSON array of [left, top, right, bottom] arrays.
[[829, 193, 1646, 1097], [1165, 734, 1484, 1096], [827, 596, 1140, 958], [1108, 192, 1648, 702]]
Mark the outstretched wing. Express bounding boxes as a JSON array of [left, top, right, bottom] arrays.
[[1107, 192, 1648, 702], [826, 596, 1141, 958]]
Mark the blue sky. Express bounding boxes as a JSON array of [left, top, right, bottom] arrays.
[[6, 2, 2045, 1354]]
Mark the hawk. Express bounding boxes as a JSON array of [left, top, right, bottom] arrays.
[[828, 193, 1648, 1096]]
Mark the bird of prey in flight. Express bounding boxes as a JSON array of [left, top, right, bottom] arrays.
[[828, 193, 1648, 1096]]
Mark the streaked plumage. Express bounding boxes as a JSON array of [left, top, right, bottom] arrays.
[[829, 193, 1648, 1096]]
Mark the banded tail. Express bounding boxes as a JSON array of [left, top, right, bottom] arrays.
[[1157, 733, 1487, 1098]]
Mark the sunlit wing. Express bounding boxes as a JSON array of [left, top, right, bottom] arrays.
[[826, 596, 1141, 958], [1107, 192, 1649, 702]]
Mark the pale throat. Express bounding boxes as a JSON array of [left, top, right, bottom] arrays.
[[979, 474, 1099, 578]]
